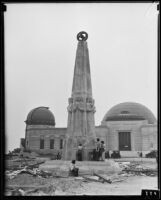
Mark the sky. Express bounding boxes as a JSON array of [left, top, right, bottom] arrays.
[[4, 3, 158, 153]]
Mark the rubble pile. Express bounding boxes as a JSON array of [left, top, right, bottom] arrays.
[[118, 162, 157, 177], [5, 173, 84, 196], [6, 155, 45, 170], [6, 181, 56, 196], [6, 167, 53, 180], [5, 157, 56, 196]]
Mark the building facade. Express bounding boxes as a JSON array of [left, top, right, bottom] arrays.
[[24, 102, 157, 158]]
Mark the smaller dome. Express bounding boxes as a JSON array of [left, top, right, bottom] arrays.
[[25, 107, 55, 126]]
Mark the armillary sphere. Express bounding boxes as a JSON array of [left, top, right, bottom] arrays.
[[77, 31, 88, 41]]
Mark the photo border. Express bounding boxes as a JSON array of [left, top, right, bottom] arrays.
[[0, 1, 160, 199]]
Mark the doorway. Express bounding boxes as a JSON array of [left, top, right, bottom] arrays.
[[119, 132, 131, 151]]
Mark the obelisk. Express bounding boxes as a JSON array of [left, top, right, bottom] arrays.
[[63, 31, 96, 160]]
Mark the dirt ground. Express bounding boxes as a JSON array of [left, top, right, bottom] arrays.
[[5, 174, 158, 195], [5, 159, 158, 196], [74, 176, 158, 195]]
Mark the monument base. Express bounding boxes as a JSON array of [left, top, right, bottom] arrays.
[[63, 136, 96, 161], [64, 148, 94, 161], [39, 160, 121, 176]]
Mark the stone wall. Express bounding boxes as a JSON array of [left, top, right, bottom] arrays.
[[26, 125, 66, 155], [141, 124, 157, 151]]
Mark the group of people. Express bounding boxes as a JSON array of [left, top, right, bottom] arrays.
[[56, 152, 61, 160], [76, 138, 106, 161], [69, 138, 122, 177], [93, 138, 106, 161]]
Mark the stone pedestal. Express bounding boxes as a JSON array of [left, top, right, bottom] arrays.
[[63, 136, 96, 160]]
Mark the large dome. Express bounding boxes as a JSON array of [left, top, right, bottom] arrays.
[[25, 107, 55, 126], [102, 102, 156, 124]]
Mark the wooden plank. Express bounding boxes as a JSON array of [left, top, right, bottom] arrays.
[[111, 178, 127, 183], [82, 176, 103, 183], [93, 173, 112, 184]]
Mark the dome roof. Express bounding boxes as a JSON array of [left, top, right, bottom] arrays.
[[25, 107, 55, 126], [102, 102, 156, 124]]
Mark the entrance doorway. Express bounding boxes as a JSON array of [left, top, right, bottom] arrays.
[[119, 132, 131, 151]]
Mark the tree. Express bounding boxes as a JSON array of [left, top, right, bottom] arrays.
[[12, 148, 21, 154]]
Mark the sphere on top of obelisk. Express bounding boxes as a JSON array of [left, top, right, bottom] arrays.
[[77, 31, 88, 41], [72, 31, 92, 98]]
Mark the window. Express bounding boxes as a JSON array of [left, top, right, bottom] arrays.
[[60, 139, 63, 149], [120, 111, 130, 114], [50, 139, 54, 149], [40, 138, 44, 149]]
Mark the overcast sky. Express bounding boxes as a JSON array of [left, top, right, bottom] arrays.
[[5, 3, 158, 152]]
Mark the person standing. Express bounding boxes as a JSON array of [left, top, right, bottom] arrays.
[[56, 151, 61, 160], [100, 141, 105, 161], [77, 144, 83, 161], [96, 138, 101, 161]]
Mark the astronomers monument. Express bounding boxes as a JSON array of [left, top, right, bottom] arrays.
[[63, 32, 96, 160]]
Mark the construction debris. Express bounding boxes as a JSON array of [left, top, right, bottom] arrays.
[[6, 184, 56, 196], [117, 162, 157, 177], [6, 156, 45, 170], [122, 168, 157, 176], [82, 175, 103, 183], [111, 178, 127, 183], [6, 160, 156, 183], [5, 158, 158, 195], [93, 173, 112, 184], [6, 166, 53, 180], [5, 157, 52, 182]]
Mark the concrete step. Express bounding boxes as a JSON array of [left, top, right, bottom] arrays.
[[120, 151, 139, 158]]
